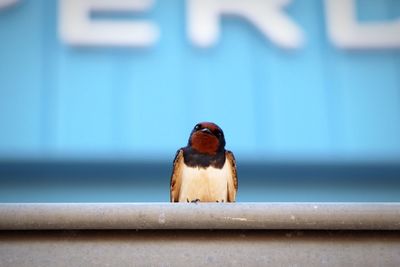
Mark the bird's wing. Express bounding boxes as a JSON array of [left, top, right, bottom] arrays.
[[170, 149, 184, 202], [226, 150, 238, 202]]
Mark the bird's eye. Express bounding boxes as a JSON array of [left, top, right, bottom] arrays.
[[194, 124, 201, 130]]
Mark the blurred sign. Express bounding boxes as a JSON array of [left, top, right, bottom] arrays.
[[0, 0, 399, 160], [59, 0, 400, 49], [1, 0, 399, 49]]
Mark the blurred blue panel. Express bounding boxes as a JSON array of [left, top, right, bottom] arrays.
[[326, 0, 400, 158], [0, 1, 43, 153], [357, 0, 400, 21], [117, 0, 193, 155], [256, 0, 332, 157], [55, 49, 117, 152], [334, 52, 400, 157]]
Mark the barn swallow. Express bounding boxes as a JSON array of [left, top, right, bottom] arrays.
[[170, 122, 238, 203]]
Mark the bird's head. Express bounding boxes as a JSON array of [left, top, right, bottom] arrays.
[[188, 122, 225, 155]]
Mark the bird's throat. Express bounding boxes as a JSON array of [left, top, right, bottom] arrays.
[[190, 132, 220, 155]]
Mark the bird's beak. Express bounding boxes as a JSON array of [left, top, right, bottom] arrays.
[[200, 127, 212, 135]]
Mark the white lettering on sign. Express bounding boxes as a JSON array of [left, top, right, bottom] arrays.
[[325, 0, 400, 49], [0, 0, 19, 9], [59, 0, 159, 47], [2, 0, 399, 49], [187, 0, 304, 49]]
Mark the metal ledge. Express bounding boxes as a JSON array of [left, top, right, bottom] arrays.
[[1, 203, 399, 230], [1, 203, 400, 266]]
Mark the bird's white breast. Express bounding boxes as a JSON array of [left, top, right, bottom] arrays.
[[178, 160, 231, 202]]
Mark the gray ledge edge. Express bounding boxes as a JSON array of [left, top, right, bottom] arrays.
[[1, 203, 400, 230]]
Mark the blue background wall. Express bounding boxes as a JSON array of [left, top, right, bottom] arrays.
[[0, 0, 399, 202]]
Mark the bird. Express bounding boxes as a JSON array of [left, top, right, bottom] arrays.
[[170, 122, 238, 203]]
